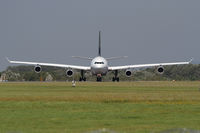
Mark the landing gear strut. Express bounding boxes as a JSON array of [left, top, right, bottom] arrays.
[[79, 70, 86, 81], [112, 70, 119, 82], [96, 74, 102, 82], [96, 77, 102, 82]]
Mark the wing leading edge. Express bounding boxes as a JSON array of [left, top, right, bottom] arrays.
[[6, 58, 90, 71], [108, 59, 193, 71]]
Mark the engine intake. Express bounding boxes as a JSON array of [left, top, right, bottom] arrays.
[[34, 65, 42, 73], [156, 66, 164, 74], [125, 70, 132, 77], [66, 69, 73, 77]]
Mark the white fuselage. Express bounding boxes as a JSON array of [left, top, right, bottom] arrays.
[[91, 56, 108, 76]]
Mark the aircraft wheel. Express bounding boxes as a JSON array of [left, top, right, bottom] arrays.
[[99, 77, 102, 82], [79, 77, 86, 82], [112, 77, 115, 82], [112, 77, 119, 82], [97, 77, 102, 82], [116, 77, 119, 82]]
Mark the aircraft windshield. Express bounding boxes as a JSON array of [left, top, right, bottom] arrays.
[[94, 62, 104, 64]]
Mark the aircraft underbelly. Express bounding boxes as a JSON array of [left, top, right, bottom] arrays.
[[91, 67, 108, 75]]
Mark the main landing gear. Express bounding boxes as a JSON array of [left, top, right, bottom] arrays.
[[79, 77, 86, 81], [79, 70, 86, 82], [112, 70, 119, 82]]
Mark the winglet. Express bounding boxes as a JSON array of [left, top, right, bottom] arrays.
[[6, 57, 11, 62], [189, 58, 194, 63]]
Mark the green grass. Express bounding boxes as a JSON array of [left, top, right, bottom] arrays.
[[0, 81, 200, 133]]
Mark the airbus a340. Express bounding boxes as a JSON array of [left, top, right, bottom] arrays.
[[7, 31, 192, 82]]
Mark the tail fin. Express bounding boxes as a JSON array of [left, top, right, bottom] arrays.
[[98, 31, 101, 56]]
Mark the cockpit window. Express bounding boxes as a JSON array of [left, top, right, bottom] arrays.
[[94, 62, 104, 64]]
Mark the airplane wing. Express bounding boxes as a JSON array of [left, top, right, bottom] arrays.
[[6, 58, 90, 71], [108, 59, 193, 71]]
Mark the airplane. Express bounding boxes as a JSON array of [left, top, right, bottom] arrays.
[[7, 31, 192, 82]]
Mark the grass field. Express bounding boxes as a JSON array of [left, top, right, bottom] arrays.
[[0, 81, 200, 133]]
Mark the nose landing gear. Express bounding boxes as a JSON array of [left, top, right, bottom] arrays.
[[96, 74, 102, 82]]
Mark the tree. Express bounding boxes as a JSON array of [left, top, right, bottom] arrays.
[[2, 64, 200, 81]]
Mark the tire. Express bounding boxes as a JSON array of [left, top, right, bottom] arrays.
[[116, 77, 119, 82], [112, 77, 115, 82]]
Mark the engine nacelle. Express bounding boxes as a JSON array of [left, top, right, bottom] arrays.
[[125, 70, 132, 77], [156, 66, 164, 74], [34, 65, 42, 73], [66, 69, 73, 77]]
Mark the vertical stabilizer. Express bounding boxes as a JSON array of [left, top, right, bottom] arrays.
[[98, 31, 101, 56]]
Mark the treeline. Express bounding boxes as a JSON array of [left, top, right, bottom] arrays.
[[1, 64, 200, 81]]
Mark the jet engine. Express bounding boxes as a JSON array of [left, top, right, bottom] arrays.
[[66, 69, 73, 77], [125, 70, 132, 77], [34, 65, 42, 73], [156, 66, 164, 74]]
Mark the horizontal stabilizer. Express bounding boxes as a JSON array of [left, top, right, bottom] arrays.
[[105, 56, 128, 60], [72, 56, 93, 60]]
